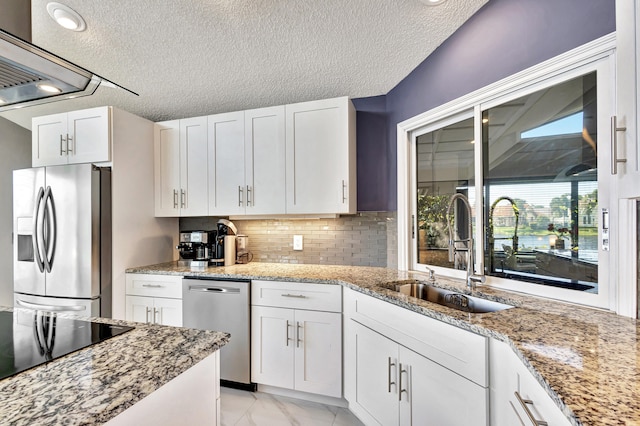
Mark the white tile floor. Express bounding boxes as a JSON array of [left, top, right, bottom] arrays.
[[220, 387, 365, 426]]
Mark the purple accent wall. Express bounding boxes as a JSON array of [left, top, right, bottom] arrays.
[[355, 0, 615, 212], [353, 95, 388, 211]]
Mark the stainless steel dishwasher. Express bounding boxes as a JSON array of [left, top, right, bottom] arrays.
[[182, 277, 255, 390]]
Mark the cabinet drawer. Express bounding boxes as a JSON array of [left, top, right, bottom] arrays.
[[251, 280, 341, 312], [125, 273, 183, 298], [344, 287, 487, 387]]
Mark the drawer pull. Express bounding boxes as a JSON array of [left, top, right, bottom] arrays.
[[142, 284, 164, 288], [515, 391, 549, 426], [281, 293, 307, 299]]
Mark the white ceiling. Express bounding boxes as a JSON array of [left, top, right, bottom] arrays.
[[2, 0, 488, 129]]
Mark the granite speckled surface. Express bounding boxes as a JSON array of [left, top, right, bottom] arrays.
[[128, 261, 640, 426], [0, 308, 229, 425]]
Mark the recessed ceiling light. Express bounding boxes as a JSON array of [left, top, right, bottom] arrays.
[[37, 84, 63, 93], [46, 2, 87, 31], [420, 0, 447, 5]]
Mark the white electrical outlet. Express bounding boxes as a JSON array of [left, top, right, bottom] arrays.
[[293, 235, 303, 251]]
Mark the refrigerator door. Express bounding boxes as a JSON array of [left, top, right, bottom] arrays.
[[44, 164, 101, 299], [13, 168, 46, 296], [14, 293, 100, 317]]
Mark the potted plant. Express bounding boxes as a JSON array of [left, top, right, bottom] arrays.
[[547, 223, 571, 249]]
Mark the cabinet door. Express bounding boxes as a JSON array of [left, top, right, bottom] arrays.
[[32, 113, 68, 166], [285, 97, 355, 214], [208, 111, 245, 215], [126, 295, 154, 323], [293, 310, 341, 397], [251, 306, 295, 389], [67, 107, 110, 164], [179, 117, 208, 216], [399, 345, 488, 426], [154, 297, 183, 327], [350, 321, 399, 426], [154, 121, 181, 216], [244, 106, 286, 215]]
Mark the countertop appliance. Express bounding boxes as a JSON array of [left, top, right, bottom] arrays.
[[0, 310, 133, 380], [213, 219, 237, 266], [182, 277, 254, 391], [176, 230, 215, 267], [13, 164, 111, 317]]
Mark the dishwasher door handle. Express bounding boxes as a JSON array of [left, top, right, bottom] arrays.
[[188, 285, 241, 293]]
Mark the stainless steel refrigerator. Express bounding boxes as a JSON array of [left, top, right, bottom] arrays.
[[13, 164, 111, 317]]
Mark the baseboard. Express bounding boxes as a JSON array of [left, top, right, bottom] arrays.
[[256, 384, 348, 408]]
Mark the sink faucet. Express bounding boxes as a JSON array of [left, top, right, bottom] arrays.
[[424, 266, 437, 283], [446, 193, 486, 290]]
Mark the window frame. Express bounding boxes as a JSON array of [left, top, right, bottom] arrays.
[[397, 34, 617, 311]]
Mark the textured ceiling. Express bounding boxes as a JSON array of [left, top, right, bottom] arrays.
[[2, 0, 488, 129]]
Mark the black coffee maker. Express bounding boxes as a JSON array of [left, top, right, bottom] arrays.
[[212, 219, 237, 266], [177, 230, 215, 265]]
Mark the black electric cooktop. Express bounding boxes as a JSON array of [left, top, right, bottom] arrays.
[[0, 310, 133, 381]]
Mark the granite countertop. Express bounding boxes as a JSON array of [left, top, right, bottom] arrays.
[[0, 307, 229, 425], [128, 261, 640, 426]]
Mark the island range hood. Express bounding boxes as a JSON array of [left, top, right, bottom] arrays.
[[0, 28, 134, 112]]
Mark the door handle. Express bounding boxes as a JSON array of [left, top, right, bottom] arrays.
[[246, 185, 252, 207], [59, 135, 66, 156], [399, 364, 408, 401], [33, 187, 45, 273], [173, 189, 178, 209], [153, 308, 159, 324], [42, 186, 56, 273], [388, 357, 396, 393], [188, 285, 241, 293], [145, 307, 151, 323], [180, 189, 186, 208], [611, 116, 627, 175], [342, 180, 347, 203], [238, 186, 244, 207], [296, 321, 302, 348], [16, 299, 86, 312], [66, 134, 73, 154], [286, 320, 293, 346], [514, 391, 549, 426]]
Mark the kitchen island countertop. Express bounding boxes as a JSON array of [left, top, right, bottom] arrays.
[[128, 261, 640, 426], [0, 307, 229, 425]]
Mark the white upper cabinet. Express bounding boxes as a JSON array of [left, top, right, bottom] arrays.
[[154, 117, 208, 217], [244, 106, 286, 215], [285, 96, 356, 215], [207, 111, 245, 216], [32, 106, 110, 167]]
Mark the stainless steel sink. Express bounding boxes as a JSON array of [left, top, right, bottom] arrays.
[[394, 283, 514, 314]]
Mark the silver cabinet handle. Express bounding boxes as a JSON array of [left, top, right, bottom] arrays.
[[153, 308, 159, 324], [145, 307, 151, 323], [246, 185, 252, 207], [173, 189, 178, 208], [514, 391, 549, 426], [33, 187, 45, 273], [296, 321, 302, 348], [611, 116, 627, 175], [180, 189, 186, 208], [342, 180, 347, 203], [188, 285, 241, 293], [388, 357, 396, 393], [286, 320, 293, 346], [66, 134, 73, 154], [16, 299, 86, 312], [399, 364, 408, 401], [238, 186, 244, 207], [281, 293, 307, 299], [59, 134, 66, 156], [142, 283, 164, 288]]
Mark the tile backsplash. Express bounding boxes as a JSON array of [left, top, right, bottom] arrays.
[[180, 212, 397, 268]]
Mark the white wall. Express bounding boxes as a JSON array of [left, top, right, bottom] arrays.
[[0, 117, 31, 306]]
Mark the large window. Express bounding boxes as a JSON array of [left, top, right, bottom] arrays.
[[405, 51, 613, 309]]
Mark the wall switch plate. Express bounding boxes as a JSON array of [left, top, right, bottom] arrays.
[[293, 235, 303, 251]]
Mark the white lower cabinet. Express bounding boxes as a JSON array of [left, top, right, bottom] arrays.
[[344, 287, 488, 426], [490, 339, 571, 426], [348, 321, 487, 426], [251, 281, 342, 398], [126, 295, 182, 327], [125, 274, 183, 326]]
